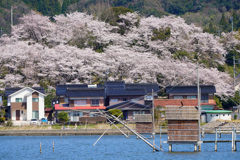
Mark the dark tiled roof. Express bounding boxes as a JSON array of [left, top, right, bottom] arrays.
[[166, 85, 216, 94], [105, 81, 125, 89], [56, 84, 103, 96], [5, 87, 45, 97], [107, 101, 150, 110], [107, 88, 146, 96], [66, 88, 105, 97], [126, 83, 159, 93]]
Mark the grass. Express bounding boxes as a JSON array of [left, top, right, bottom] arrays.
[[0, 123, 136, 130]]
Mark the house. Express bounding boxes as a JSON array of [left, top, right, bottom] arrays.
[[165, 105, 200, 151], [54, 84, 106, 122], [5, 87, 45, 123], [166, 85, 216, 110], [105, 81, 159, 122], [107, 101, 151, 121], [205, 110, 232, 122], [105, 81, 159, 106], [54, 81, 159, 122]]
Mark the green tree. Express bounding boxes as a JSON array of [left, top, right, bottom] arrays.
[[213, 95, 223, 108], [57, 112, 69, 123], [108, 109, 123, 118], [44, 89, 56, 108]]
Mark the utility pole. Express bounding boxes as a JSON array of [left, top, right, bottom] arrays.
[[197, 62, 201, 150], [234, 56, 236, 90], [152, 89, 155, 139]]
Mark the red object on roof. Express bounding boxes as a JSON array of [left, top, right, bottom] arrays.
[[54, 104, 106, 110]]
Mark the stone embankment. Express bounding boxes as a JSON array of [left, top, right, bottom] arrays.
[[202, 121, 240, 133]]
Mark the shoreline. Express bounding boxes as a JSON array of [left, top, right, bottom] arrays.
[[0, 129, 168, 136], [0, 128, 234, 136]]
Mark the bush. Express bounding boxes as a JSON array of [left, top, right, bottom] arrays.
[[5, 120, 13, 127], [108, 109, 123, 118], [0, 117, 5, 122], [57, 112, 69, 123], [234, 115, 237, 120]]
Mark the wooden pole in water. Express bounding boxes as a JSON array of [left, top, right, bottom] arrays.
[[40, 142, 42, 153], [160, 139, 162, 150], [218, 127, 221, 138], [160, 126, 162, 138], [53, 141, 54, 152], [194, 144, 197, 152], [169, 144, 172, 152], [202, 126, 205, 138], [153, 140, 155, 153], [215, 128, 217, 151]]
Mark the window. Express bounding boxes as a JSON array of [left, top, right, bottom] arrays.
[[110, 99, 118, 102], [133, 111, 145, 115], [201, 94, 209, 103], [74, 100, 86, 106], [173, 96, 183, 99], [187, 96, 197, 99], [122, 98, 127, 101], [21, 110, 23, 114], [73, 111, 82, 117], [16, 98, 22, 102], [32, 98, 39, 102], [91, 100, 99, 106]]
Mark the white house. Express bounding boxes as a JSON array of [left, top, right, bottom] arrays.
[[204, 110, 232, 122], [5, 87, 45, 122]]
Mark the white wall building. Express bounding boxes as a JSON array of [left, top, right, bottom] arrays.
[[205, 110, 232, 122], [6, 87, 45, 122]]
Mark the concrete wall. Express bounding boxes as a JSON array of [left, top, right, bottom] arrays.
[[206, 113, 231, 122]]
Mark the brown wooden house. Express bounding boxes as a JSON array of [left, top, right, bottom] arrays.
[[165, 105, 200, 151]]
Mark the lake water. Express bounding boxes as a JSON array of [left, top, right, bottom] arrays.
[[1, 134, 240, 160]]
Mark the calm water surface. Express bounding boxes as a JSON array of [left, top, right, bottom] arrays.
[[1, 134, 240, 160]]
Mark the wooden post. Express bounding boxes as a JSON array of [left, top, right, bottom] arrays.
[[160, 126, 162, 138], [215, 128, 217, 151], [169, 144, 172, 152], [198, 144, 201, 151], [233, 128, 237, 151], [194, 144, 197, 152], [53, 141, 54, 152], [202, 126, 205, 138], [153, 140, 155, 153], [218, 127, 221, 138], [160, 139, 162, 150], [40, 142, 42, 153]]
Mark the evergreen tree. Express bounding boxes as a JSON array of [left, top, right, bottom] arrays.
[[62, 0, 70, 13], [220, 12, 227, 30]]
